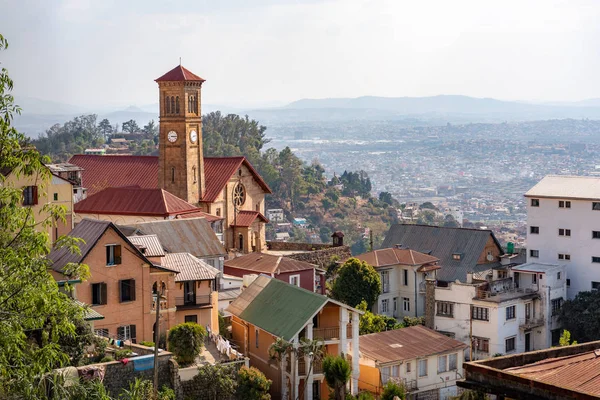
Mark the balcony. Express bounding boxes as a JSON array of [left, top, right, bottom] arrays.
[[287, 359, 323, 375], [151, 295, 168, 312], [310, 324, 353, 341], [519, 317, 545, 330], [175, 294, 212, 309], [475, 285, 539, 303]]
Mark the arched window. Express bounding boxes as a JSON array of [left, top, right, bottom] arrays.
[[176, 97, 180, 114], [152, 282, 158, 294], [192, 166, 197, 183], [161, 281, 166, 295], [171, 97, 175, 114], [239, 234, 244, 250], [193, 96, 198, 114], [171, 167, 175, 183], [166, 96, 170, 114], [188, 96, 192, 113]]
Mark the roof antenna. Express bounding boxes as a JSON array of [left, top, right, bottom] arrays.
[[179, 57, 182, 66]]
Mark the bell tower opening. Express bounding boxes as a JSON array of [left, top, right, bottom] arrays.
[[155, 65, 206, 204]]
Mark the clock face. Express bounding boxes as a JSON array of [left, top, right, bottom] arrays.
[[167, 131, 178, 143], [190, 130, 198, 143]]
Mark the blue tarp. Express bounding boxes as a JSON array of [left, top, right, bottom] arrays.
[[133, 355, 154, 371]]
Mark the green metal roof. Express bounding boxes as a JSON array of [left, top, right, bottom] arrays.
[[75, 300, 105, 321], [227, 275, 328, 341]]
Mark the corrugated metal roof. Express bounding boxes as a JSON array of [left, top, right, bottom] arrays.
[[226, 275, 328, 341], [122, 218, 226, 257], [381, 224, 503, 283], [127, 235, 165, 257], [219, 288, 242, 301], [504, 350, 600, 396], [75, 187, 200, 216], [525, 175, 600, 200], [75, 300, 105, 321], [155, 65, 205, 82], [224, 253, 319, 274], [177, 211, 223, 222], [202, 157, 272, 203], [359, 325, 468, 364], [231, 210, 269, 227], [161, 253, 219, 282], [355, 248, 440, 268]]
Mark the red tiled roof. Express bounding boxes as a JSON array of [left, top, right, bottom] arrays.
[[231, 210, 269, 227], [155, 65, 205, 82], [75, 187, 201, 217], [355, 248, 440, 268], [68, 155, 271, 201], [224, 252, 318, 274]]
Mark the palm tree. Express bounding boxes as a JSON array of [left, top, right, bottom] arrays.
[[322, 354, 352, 400]]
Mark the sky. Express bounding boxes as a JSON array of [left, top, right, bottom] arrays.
[[1, 0, 600, 109]]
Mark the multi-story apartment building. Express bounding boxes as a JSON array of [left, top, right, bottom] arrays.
[[525, 175, 600, 298], [431, 261, 566, 360]]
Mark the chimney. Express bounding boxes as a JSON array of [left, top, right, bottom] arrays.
[[331, 231, 344, 247], [424, 279, 436, 329], [466, 272, 473, 284]]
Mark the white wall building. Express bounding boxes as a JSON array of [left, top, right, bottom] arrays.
[[433, 262, 566, 359], [266, 208, 285, 223], [525, 175, 600, 298]]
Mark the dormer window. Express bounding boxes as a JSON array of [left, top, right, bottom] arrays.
[[106, 244, 122, 266], [452, 253, 462, 261]]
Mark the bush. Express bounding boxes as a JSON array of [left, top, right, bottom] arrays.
[[139, 341, 155, 348], [237, 366, 272, 400], [168, 322, 206, 366], [100, 356, 114, 363], [115, 349, 132, 360], [381, 380, 406, 400]]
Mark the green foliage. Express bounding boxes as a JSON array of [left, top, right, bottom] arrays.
[[339, 170, 372, 197], [451, 390, 488, 400], [122, 119, 140, 134], [331, 258, 381, 309], [118, 378, 174, 400], [100, 356, 114, 363], [322, 354, 352, 400], [168, 322, 206, 365], [237, 366, 272, 400], [193, 363, 238, 399], [420, 202, 437, 210], [219, 311, 231, 340], [355, 393, 376, 400], [559, 290, 600, 343], [98, 118, 113, 138], [139, 341, 155, 348], [381, 381, 406, 400], [559, 329, 577, 346], [356, 301, 402, 334], [115, 349, 133, 360], [401, 316, 424, 327], [378, 191, 394, 205]]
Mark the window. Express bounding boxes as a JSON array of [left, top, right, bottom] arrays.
[[594, 202, 600, 211], [592, 257, 600, 263], [91, 283, 107, 305], [437, 301, 454, 317], [192, 166, 197, 183], [381, 299, 389, 313], [381, 270, 390, 293], [567, 279, 571, 287], [448, 353, 457, 370], [474, 337, 489, 353], [233, 183, 246, 207], [119, 279, 136, 302], [558, 254, 570, 261], [472, 306, 489, 321], [406, 362, 411, 373], [185, 315, 198, 323], [22, 186, 38, 206], [557, 272, 561, 280], [532, 274, 537, 284], [506, 305, 516, 320], [216, 208, 221, 217], [593, 282, 600, 291], [505, 337, 516, 353], [176, 96, 180, 114], [558, 228, 571, 237], [381, 366, 391, 384], [452, 253, 461, 260], [418, 359, 428, 377], [403, 297, 410, 312], [551, 298, 563, 315], [438, 355, 448, 373], [289, 275, 300, 287], [531, 199, 539, 207], [393, 297, 397, 313], [255, 328, 259, 348], [391, 365, 399, 378], [171, 167, 175, 183], [106, 244, 122, 266], [530, 249, 539, 258], [530, 226, 539, 234], [95, 328, 109, 338], [117, 325, 136, 343], [593, 231, 600, 239], [558, 200, 571, 208], [165, 95, 170, 114], [551, 329, 561, 346], [53, 193, 58, 201], [403, 269, 408, 286]]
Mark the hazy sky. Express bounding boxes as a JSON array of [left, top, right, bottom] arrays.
[[1, 0, 600, 108]]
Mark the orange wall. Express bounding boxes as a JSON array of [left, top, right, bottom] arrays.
[[358, 364, 381, 395], [318, 303, 340, 327]]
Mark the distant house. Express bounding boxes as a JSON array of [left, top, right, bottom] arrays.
[[266, 208, 285, 223], [381, 224, 505, 284], [227, 275, 362, 399], [223, 252, 326, 294], [355, 247, 440, 318], [354, 325, 468, 398], [47, 162, 86, 203], [292, 218, 307, 227]]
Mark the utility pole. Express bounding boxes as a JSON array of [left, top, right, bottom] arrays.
[[153, 292, 160, 397], [469, 305, 473, 361]]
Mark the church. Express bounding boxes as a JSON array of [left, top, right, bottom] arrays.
[[69, 65, 271, 253]]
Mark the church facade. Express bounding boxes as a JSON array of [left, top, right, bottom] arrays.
[[70, 65, 271, 253]]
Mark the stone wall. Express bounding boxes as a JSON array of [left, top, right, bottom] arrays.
[[286, 245, 352, 269], [266, 241, 334, 251], [424, 279, 436, 329]]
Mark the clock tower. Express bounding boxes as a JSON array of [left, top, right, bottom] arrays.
[[155, 65, 205, 204]]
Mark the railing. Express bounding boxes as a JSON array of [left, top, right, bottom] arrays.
[[519, 317, 545, 330], [476, 286, 537, 300], [175, 294, 212, 307], [151, 295, 168, 311], [311, 324, 353, 341], [287, 359, 324, 375]]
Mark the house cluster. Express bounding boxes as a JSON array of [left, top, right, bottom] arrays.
[[10, 63, 600, 399]]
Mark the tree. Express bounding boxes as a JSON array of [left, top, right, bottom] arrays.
[[167, 322, 206, 365], [356, 301, 401, 334], [331, 258, 381, 309], [322, 354, 352, 400], [381, 380, 406, 400], [443, 214, 460, 228], [98, 118, 112, 139], [420, 202, 437, 210], [122, 119, 140, 134], [142, 119, 158, 139], [558, 290, 600, 343], [237, 366, 271, 400], [0, 34, 91, 398], [192, 364, 237, 399], [559, 329, 577, 346], [379, 191, 393, 205]]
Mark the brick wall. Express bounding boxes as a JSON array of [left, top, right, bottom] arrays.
[[284, 246, 351, 269]]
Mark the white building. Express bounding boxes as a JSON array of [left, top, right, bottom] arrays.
[[266, 208, 285, 223], [525, 175, 600, 298], [443, 206, 464, 226], [432, 262, 566, 359]]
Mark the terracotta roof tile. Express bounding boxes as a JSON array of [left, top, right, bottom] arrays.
[[231, 210, 269, 227], [356, 248, 440, 268], [155, 65, 205, 82], [224, 252, 319, 274]]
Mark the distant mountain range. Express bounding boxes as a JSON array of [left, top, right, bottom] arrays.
[[12, 94, 600, 138]]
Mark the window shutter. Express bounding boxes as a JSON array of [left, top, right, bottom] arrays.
[[119, 280, 123, 303], [101, 283, 107, 305], [130, 279, 136, 301], [117, 326, 124, 339], [106, 246, 110, 265], [32, 186, 38, 205], [114, 245, 122, 264], [91, 284, 96, 305], [130, 325, 137, 343]]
